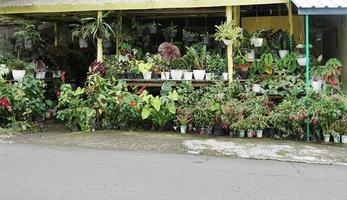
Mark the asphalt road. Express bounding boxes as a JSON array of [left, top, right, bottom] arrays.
[[0, 143, 346, 200]]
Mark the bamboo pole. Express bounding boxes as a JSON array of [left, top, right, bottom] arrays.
[[226, 6, 233, 83], [305, 15, 310, 142], [287, 2, 294, 36], [54, 22, 58, 47], [97, 10, 103, 62]]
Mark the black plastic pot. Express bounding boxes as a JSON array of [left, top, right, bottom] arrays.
[[239, 71, 250, 79], [152, 73, 161, 79], [205, 126, 213, 135], [120, 73, 127, 79], [213, 125, 224, 136], [136, 73, 143, 79], [126, 72, 135, 79]]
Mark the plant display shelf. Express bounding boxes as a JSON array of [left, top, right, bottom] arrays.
[[123, 79, 228, 88]]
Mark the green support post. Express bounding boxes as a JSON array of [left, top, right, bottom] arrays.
[[305, 15, 310, 142]]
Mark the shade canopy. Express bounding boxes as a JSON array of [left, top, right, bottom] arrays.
[[292, 0, 347, 15]]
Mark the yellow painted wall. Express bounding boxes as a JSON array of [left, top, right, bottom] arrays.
[[242, 15, 305, 43]]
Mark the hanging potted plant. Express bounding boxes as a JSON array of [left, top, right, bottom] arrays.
[[70, 22, 89, 49], [148, 22, 160, 34], [251, 30, 266, 47], [214, 21, 243, 46], [163, 25, 178, 39], [14, 21, 41, 50], [271, 30, 292, 59], [186, 45, 207, 80], [158, 42, 181, 80], [201, 32, 211, 44], [183, 30, 197, 42]]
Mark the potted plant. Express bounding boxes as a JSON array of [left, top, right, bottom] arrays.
[[261, 52, 274, 75], [7, 59, 29, 81], [339, 116, 347, 144], [186, 45, 207, 80], [138, 62, 154, 80], [158, 42, 181, 79], [251, 30, 266, 47], [183, 30, 197, 42], [271, 31, 291, 59], [206, 54, 227, 80], [235, 55, 250, 79], [201, 32, 211, 44], [163, 25, 178, 39], [147, 22, 160, 34], [176, 109, 191, 134], [14, 21, 42, 50], [170, 59, 184, 80], [297, 54, 307, 66], [214, 21, 243, 46], [33, 59, 48, 79]]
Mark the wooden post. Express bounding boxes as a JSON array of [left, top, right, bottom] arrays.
[[54, 22, 58, 47], [97, 10, 103, 62], [226, 6, 233, 83], [287, 2, 294, 36], [116, 11, 122, 56]]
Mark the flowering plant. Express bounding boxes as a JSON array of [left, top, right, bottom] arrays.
[[176, 108, 191, 126]]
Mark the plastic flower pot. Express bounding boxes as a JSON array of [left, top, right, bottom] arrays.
[[341, 135, 347, 144], [239, 130, 245, 137], [203, 36, 210, 44], [252, 84, 262, 93], [152, 73, 161, 79], [213, 125, 224, 136], [170, 70, 183, 80], [246, 50, 255, 61], [311, 80, 323, 92], [297, 57, 307, 66], [223, 39, 232, 46], [205, 73, 212, 80], [35, 71, 46, 79], [256, 130, 263, 138], [180, 126, 187, 134], [239, 71, 249, 79], [193, 70, 206, 80], [79, 38, 88, 49], [149, 26, 157, 34], [333, 134, 341, 144], [323, 134, 331, 143], [222, 73, 228, 81], [247, 130, 255, 138], [205, 127, 213, 135], [252, 38, 263, 47], [183, 71, 193, 80], [143, 72, 152, 80], [278, 50, 289, 59], [161, 72, 170, 80], [12, 70, 26, 81]]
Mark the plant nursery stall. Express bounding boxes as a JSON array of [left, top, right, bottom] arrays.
[[0, 0, 346, 144]]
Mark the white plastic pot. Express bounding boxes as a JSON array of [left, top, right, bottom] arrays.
[[252, 38, 263, 47], [252, 84, 262, 93], [183, 71, 193, 80], [333, 134, 341, 144], [53, 71, 61, 78], [341, 135, 347, 144], [205, 73, 212, 80], [256, 130, 263, 138], [35, 71, 46, 79], [323, 134, 330, 143], [12, 70, 26, 81], [79, 38, 88, 49], [279, 50, 289, 59], [161, 72, 170, 80], [246, 50, 255, 61], [143, 72, 152, 80], [311, 80, 323, 92], [193, 70, 206, 80], [239, 130, 245, 137], [297, 57, 307, 66], [180, 126, 187, 134], [223, 39, 232, 46], [222, 73, 228, 81], [170, 70, 183, 80]]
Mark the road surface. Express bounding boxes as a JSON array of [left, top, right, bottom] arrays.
[[0, 143, 346, 200]]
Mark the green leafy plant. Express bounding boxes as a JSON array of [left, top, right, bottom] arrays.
[[261, 52, 274, 74], [214, 21, 243, 44], [186, 45, 207, 70]]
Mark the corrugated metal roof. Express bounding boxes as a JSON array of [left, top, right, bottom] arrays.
[[292, 0, 347, 8]]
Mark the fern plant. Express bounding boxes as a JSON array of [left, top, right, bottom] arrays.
[[214, 21, 243, 44]]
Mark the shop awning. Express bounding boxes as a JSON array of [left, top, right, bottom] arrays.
[[0, 0, 287, 14], [292, 0, 347, 15]]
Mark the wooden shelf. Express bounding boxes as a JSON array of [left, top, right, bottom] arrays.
[[122, 79, 228, 87]]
